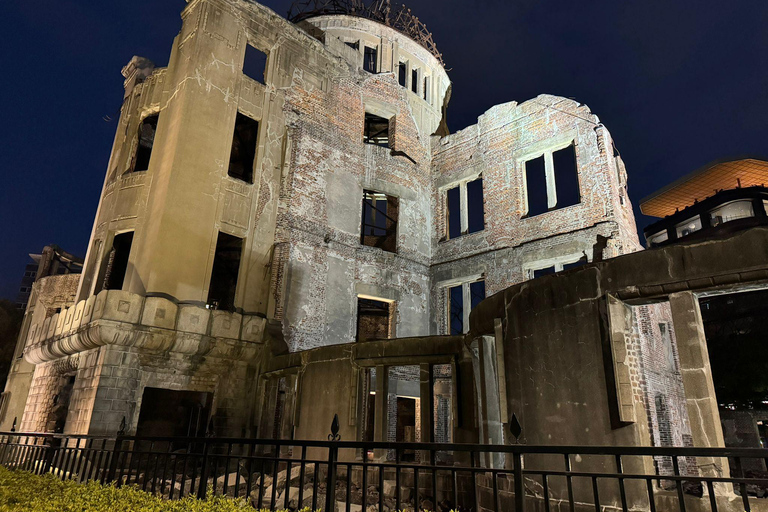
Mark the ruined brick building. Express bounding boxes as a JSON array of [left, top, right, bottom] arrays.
[[4, 0, 741, 471]]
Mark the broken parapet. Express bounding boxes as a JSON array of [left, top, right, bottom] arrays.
[[122, 56, 156, 99]]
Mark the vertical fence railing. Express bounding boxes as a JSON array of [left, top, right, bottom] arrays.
[[1, 423, 768, 512]]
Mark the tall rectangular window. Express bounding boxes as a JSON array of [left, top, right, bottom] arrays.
[[445, 176, 484, 240], [525, 155, 548, 217], [131, 114, 158, 173], [411, 68, 419, 93], [423, 76, 430, 102], [398, 62, 407, 87], [449, 285, 463, 335], [363, 46, 377, 73], [466, 177, 484, 234], [228, 113, 259, 183], [361, 190, 398, 253], [103, 232, 134, 291], [553, 144, 580, 208], [447, 278, 485, 335], [446, 186, 461, 239], [243, 45, 267, 83], [363, 113, 390, 147], [207, 232, 243, 311]]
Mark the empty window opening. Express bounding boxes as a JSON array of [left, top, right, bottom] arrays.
[[525, 155, 548, 217], [411, 68, 418, 93], [243, 45, 267, 84], [553, 144, 580, 208], [363, 46, 377, 73], [533, 266, 556, 279], [467, 177, 485, 234], [449, 285, 463, 335], [448, 278, 485, 335], [103, 231, 134, 291], [470, 280, 486, 310], [207, 232, 243, 311], [357, 297, 392, 341], [398, 62, 407, 87], [363, 113, 390, 147], [423, 76, 429, 102], [524, 143, 581, 217], [131, 114, 158, 173], [446, 186, 461, 239], [445, 176, 484, 240], [345, 40, 359, 51], [361, 190, 398, 253], [562, 256, 588, 271], [228, 112, 259, 183]]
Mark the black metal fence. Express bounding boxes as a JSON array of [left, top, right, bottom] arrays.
[[1, 428, 768, 512]]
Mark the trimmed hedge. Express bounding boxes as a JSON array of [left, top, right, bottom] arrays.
[[0, 466, 303, 512]]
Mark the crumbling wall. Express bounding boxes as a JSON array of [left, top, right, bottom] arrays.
[[429, 95, 641, 333]]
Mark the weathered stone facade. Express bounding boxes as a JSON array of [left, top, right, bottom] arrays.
[[3, 0, 710, 465]]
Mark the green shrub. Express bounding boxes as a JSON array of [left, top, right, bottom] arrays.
[[0, 466, 305, 512]]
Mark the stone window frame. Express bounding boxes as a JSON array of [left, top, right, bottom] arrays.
[[517, 134, 580, 217], [438, 273, 484, 335], [523, 251, 590, 280], [439, 173, 484, 241]]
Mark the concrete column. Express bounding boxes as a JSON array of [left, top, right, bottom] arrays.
[[419, 364, 433, 443], [544, 151, 557, 208], [373, 365, 388, 460], [669, 291, 730, 481]]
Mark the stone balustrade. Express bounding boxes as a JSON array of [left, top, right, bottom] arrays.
[[23, 289, 266, 365]]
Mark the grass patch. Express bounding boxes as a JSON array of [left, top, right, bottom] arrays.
[[0, 466, 300, 511]]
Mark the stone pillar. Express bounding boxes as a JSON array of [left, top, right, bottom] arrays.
[[669, 291, 730, 480]]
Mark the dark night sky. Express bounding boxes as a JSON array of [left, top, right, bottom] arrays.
[[1, 0, 766, 300]]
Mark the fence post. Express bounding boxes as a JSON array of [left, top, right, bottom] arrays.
[[513, 450, 524, 512], [196, 424, 215, 500], [106, 416, 126, 485], [325, 414, 341, 512]]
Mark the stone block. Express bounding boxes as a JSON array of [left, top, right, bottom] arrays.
[[99, 290, 143, 324], [141, 297, 178, 330], [72, 300, 86, 332], [241, 315, 266, 342], [210, 310, 242, 339], [54, 309, 68, 338], [177, 304, 210, 335], [81, 296, 96, 327]]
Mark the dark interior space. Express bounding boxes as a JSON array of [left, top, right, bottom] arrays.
[[446, 186, 461, 239], [467, 177, 484, 234], [396, 396, 417, 461], [700, 289, 768, 409], [135, 387, 212, 439], [103, 231, 134, 291], [525, 155, 548, 217], [357, 297, 391, 341], [131, 114, 158, 173], [363, 113, 390, 147], [470, 280, 485, 310], [242, 45, 267, 83], [398, 62, 406, 87], [46, 374, 75, 433], [553, 144, 580, 208], [361, 190, 398, 252], [449, 284, 463, 335], [207, 232, 243, 311], [228, 112, 259, 183], [363, 46, 377, 73]]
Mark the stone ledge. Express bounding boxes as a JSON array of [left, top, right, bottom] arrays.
[[23, 289, 266, 364]]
